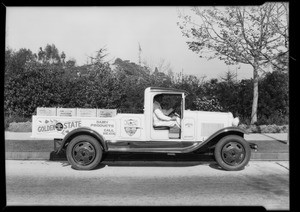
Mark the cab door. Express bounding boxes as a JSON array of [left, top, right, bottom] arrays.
[[150, 93, 183, 140]]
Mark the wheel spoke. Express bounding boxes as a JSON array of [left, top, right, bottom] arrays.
[[231, 143, 243, 153], [81, 142, 91, 149], [82, 155, 91, 164], [82, 142, 95, 153], [74, 143, 83, 152], [222, 151, 233, 164]]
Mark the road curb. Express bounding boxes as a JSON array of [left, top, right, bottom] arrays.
[[250, 152, 289, 160], [5, 152, 51, 160]]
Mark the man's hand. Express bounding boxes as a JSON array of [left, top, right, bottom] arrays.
[[163, 108, 174, 116], [170, 117, 177, 121]]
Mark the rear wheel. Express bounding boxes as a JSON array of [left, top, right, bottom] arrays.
[[214, 135, 251, 171], [66, 135, 102, 170]]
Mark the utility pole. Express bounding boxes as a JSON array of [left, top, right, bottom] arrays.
[[138, 42, 142, 66], [236, 66, 238, 82], [181, 68, 184, 84]]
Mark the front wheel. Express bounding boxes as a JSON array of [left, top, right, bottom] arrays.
[[66, 135, 103, 170], [214, 135, 251, 171]]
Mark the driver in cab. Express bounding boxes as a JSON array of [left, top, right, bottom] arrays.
[[153, 94, 181, 129]]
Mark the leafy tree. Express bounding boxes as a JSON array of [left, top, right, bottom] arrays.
[[65, 59, 76, 68], [178, 3, 288, 124], [194, 96, 224, 112], [173, 74, 203, 110], [113, 58, 151, 113], [5, 44, 288, 126], [258, 70, 288, 124], [66, 49, 123, 110], [5, 48, 36, 77], [61, 51, 66, 64], [235, 79, 253, 121], [150, 67, 173, 88], [5, 48, 37, 116], [38, 44, 61, 64]]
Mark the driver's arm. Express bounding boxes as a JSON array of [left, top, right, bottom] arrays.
[[154, 109, 172, 121]]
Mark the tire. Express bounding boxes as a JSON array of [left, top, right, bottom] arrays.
[[66, 135, 103, 170], [214, 135, 251, 171]]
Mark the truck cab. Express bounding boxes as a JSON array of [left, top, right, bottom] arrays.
[[32, 87, 257, 171], [146, 87, 185, 140]]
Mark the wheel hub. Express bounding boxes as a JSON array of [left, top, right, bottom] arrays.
[[221, 142, 245, 166], [72, 141, 96, 166]]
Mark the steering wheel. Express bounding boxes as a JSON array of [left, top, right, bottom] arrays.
[[173, 112, 180, 117], [169, 110, 180, 118]]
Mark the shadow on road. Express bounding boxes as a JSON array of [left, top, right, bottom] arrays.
[[50, 151, 218, 169], [208, 163, 224, 171], [208, 163, 246, 171], [103, 161, 210, 167]]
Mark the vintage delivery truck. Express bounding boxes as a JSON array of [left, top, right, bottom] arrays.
[[32, 87, 257, 171]]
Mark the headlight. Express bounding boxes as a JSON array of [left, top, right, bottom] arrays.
[[232, 117, 239, 127]]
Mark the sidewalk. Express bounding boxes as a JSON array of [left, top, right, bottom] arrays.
[[5, 131, 49, 140], [4, 131, 289, 161], [244, 133, 288, 144]]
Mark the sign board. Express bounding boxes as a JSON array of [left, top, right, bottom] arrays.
[[77, 108, 97, 117], [32, 116, 117, 139], [97, 109, 117, 118], [86, 119, 116, 137], [57, 108, 77, 117], [120, 117, 141, 138], [36, 107, 57, 116]]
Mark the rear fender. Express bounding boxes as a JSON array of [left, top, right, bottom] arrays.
[[56, 127, 107, 153]]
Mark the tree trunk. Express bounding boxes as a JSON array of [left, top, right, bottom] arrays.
[[251, 65, 259, 124]]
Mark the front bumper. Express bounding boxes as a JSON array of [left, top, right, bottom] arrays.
[[249, 142, 258, 152]]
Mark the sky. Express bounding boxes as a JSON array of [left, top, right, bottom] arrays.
[[6, 6, 254, 80]]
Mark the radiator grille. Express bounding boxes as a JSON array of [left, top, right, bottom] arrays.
[[201, 123, 224, 137]]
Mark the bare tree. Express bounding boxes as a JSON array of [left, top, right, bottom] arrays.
[[178, 3, 288, 124], [220, 70, 237, 83]]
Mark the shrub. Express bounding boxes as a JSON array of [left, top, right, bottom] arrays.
[[248, 125, 260, 133], [238, 124, 288, 133], [259, 124, 279, 133], [256, 113, 289, 126], [279, 125, 289, 133], [7, 121, 32, 132], [4, 114, 31, 130]]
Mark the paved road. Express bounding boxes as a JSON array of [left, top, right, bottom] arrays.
[[5, 160, 289, 210]]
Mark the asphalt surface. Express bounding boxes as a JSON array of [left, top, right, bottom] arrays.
[[4, 131, 289, 161], [5, 160, 289, 210]]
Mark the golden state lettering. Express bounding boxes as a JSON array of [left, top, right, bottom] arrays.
[[38, 124, 56, 132], [38, 121, 81, 132], [63, 121, 81, 129]]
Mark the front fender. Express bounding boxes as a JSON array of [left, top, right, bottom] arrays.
[[56, 127, 108, 153], [192, 127, 248, 153], [206, 127, 248, 140]]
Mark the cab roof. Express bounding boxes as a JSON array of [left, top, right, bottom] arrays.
[[147, 87, 188, 94]]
